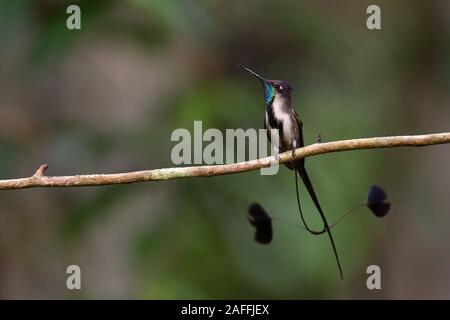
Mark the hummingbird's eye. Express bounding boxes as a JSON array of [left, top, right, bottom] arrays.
[[274, 84, 280, 89]]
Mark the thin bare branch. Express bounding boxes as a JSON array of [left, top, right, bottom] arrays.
[[0, 132, 449, 190]]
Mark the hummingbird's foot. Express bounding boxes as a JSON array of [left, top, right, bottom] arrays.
[[291, 141, 298, 159]]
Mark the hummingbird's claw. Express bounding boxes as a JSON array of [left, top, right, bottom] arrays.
[[317, 133, 322, 143]]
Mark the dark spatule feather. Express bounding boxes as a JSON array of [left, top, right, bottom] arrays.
[[247, 203, 273, 244], [366, 185, 391, 217]]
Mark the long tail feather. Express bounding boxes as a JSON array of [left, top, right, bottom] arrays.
[[294, 169, 326, 235], [296, 166, 343, 279]]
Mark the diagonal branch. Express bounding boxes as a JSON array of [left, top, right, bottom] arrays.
[[0, 132, 449, 190]]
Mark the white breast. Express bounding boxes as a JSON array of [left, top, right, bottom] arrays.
[[271, 96, 295, 146]]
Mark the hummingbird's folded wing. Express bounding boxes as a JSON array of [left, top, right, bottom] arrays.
[[290, 109, 304, 148]]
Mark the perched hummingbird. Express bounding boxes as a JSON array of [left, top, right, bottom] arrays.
[[240, 66, 343, 279]]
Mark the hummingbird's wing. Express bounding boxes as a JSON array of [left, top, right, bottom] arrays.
[[290, 109, 304, 148]]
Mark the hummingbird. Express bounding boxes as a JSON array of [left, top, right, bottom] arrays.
[[240, 66, 343, 279]]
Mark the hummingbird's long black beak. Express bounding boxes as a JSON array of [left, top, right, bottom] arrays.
[[239, 65, 265, 83]]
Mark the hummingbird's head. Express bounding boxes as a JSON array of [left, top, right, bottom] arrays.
[[239, 66, 293, 105]]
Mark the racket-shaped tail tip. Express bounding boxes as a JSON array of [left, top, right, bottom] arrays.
[[366, 185, 391, 217], [247, 203, 273, 244]]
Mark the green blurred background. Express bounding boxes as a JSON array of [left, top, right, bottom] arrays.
[[0, 0, 449, 299]]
